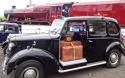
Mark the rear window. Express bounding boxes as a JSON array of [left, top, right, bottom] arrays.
[[107, 21, 119, 35]]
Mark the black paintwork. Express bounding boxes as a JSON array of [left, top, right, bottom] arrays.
[[10, 38, 60, 59], [6, 48, 59, 74], [3, 17, 125, 75]]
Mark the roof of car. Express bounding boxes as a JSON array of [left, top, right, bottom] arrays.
[[61, 16, 118, 23], [0, 22, 19, 27]]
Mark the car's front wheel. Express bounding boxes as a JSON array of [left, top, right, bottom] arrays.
[[12, 60, 45, 78], [106, 49, 121, 68]]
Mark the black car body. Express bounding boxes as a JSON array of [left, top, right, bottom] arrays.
[[2, 16, 125, 78], [0, 22, 21, 44]]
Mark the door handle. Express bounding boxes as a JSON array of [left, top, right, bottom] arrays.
[[89, 40, 93, 43]]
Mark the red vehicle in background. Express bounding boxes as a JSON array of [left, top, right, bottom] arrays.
[[4, 3, 73, 25], [70, 1, 125, 27], [4, 1, 125, 26], [5, 5, 50, 25]]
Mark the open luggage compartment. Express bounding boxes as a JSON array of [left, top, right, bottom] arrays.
[[59, 35, 87, 66], [59, 20, 87, 66]]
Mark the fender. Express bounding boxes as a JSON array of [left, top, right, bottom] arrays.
[[1, 40, 8, 48], [106, 41, 125, 55], [6, 48, 59, 74]]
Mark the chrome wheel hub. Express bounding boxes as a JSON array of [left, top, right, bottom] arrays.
[[110, 52, 119, 64], [21, 67, 39, 78]]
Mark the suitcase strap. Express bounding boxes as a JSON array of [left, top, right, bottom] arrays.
[[71, 42, 76, 60]]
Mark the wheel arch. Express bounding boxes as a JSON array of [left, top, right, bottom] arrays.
[[6, 48, 59, 75], [14, 56, 48, 75], [106, 41, 124, 57]]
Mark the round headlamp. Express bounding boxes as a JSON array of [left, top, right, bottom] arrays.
[[8, 42, 15, 51]]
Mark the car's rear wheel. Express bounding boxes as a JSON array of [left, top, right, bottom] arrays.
[[12, 60, 45, 78], [106, 49, 121, 68]]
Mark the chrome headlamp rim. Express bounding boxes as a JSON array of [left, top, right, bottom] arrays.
[[8, 42, 15, 51]]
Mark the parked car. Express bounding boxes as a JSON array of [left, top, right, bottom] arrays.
[[2, 16, 125, 78], [0, 22, 21, 44]]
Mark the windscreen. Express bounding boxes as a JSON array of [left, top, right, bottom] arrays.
[[50, 19, 65, 34]]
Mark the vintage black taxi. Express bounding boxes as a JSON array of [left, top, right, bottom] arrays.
[[2, 16, 125, 78]]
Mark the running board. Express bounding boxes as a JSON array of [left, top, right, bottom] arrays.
[[58, 61, 106, 73], [60, 58, 87, 66]]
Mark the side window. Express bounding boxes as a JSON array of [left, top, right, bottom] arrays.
[[0, 25, 4, 32], [61, 20, 86, 41], [5, 26, 15, 32], [61, 21, 86, 36], [107, 21, 119, 35], [52, 6, 61, 13], [88, 21, 107, 36]]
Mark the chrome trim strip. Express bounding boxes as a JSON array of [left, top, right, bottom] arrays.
[[8, 33, 60, 41], [58, 61, 106, 73]]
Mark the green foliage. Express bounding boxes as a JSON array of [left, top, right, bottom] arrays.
[[0, 16, 7, 22]]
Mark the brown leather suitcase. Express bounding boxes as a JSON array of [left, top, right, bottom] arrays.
[[64, 35, 73, 42], [74, 45, 83, 60], [60, 44, 83, 62], [60, 41, 81, 47], [72, 41, 82, 45], [60, 41, 71, 47], [61, 46, 74, 61]]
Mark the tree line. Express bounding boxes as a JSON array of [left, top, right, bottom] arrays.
[[0, 16, 7, 22]]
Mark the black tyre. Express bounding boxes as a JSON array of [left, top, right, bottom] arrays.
[[12, 60, 45, 78], [106, 49, 121, 68]]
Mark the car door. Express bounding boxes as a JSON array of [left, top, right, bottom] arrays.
[[85, 20, 108, 62]]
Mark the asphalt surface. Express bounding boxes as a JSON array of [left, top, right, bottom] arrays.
[[0, 48, 125, 78]]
